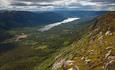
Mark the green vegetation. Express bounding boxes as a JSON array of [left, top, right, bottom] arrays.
[[0, 12, 115, 70], [49, 12, 115, 70], [0, 19, 90, 70]]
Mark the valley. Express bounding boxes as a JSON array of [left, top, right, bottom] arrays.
[[0, 11, 114, 70]]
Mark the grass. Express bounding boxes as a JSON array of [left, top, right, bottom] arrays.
[[0, 20, 89, 70]]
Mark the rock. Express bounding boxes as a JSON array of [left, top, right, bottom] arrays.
[[15, 33, 28, 41], [63, 60, 75, 69], [104, 48, 115, 70], [84, 59, 93, 68], [63, 60, 79, 70], [104, 60, 115, 70], [105, 50, 112, 59], [81, 56, 85, 60], [94, 28, 99, 32], [105, 31, 112, 36], [99, 32, 103, 35], [51, 59, 65, 70], [85, 59, 91, 64], [68, 66, 78, 70], [108, 56, 115, 60], [68, 68, 73, 70], [106, 47, 113, 50], [88, 50, 94, 55], [107, 60, 115, 70], [98, 35, 104, 40]]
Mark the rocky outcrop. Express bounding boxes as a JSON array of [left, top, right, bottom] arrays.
[[104, 48, 115, 70], [105, 31, 112, 36], [51, 59, 66, 70], [51, 59, 79, 70], [63, 60, 79, 70], [15, 33, 28, 41]]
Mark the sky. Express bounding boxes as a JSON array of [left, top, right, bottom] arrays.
[[0, 0, 115, 11]]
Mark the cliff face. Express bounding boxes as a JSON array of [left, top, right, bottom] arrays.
[[50, 12, 115, 70]]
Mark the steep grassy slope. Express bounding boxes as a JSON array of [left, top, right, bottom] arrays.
[[50, 12, 115, 70]]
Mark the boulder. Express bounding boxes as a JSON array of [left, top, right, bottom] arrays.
[[105, 31, 112, 36]]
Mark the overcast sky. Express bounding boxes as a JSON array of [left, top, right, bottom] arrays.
[[0, 0, 115, 11]]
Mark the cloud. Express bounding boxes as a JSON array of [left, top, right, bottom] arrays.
[[39, 18, 80, 31], [0, 0, 115, 11], [0, 0, 12, 7]]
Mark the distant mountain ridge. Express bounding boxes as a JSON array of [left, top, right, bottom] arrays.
[[55, 11, 107, 19], [0, 11, 107, 30], [0, 11, 66, 29]]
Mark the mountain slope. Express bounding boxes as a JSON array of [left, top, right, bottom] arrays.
[[0, 11, 66, 42], [0, 11, 113, 70], [0, 11, 93, 70], [50, 12, 115, 70]]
